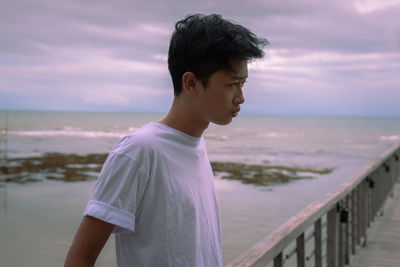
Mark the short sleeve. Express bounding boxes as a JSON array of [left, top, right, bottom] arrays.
[[83, 152, 149, 232]]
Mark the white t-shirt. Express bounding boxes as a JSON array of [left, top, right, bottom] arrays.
[[83, 122, 222, 267]]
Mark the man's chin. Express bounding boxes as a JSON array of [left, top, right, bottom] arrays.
[[212, 117, 233, 126]]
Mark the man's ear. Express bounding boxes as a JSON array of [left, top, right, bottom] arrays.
[[182, 72, 198, 95]]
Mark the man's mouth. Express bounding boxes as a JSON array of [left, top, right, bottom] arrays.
[[232, 108, 240, 117]]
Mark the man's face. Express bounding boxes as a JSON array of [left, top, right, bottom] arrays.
[[196, 59, 248, 125]]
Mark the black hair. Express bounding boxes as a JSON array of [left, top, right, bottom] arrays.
[[168, 14, 268, 96]]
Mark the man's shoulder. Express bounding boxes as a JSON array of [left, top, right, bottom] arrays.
[[110, 122, 160, 158]]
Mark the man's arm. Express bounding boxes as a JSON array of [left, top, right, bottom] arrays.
[[65, 216, 115, 267]]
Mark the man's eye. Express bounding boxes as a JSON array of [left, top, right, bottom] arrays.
[[230, 80, 246, 88]]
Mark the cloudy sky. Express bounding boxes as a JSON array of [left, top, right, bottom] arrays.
[[1, 0, 399, 116]]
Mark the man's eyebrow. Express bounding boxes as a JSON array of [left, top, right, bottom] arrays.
[[231, 75, 248, 80]]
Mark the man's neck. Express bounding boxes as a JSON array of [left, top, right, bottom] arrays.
[[159, 99, 209, 138]]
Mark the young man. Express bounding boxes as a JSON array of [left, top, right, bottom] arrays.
[[65, 14, 267, 267]]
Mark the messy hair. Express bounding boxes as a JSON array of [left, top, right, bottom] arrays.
[[168, 14, 268, 96]]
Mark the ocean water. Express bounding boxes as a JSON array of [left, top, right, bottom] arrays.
[[0, 111, 400, 266]]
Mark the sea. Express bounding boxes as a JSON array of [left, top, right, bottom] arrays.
[[0, 110, 399, 266]]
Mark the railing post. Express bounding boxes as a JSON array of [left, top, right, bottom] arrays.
[[364, 178, 370, 233], [367, 177, 372, 227], [396, 153, 399, 183], [273, 252, 283, 267], [363, 179, 368, 246], [338, 208, 343, 267], [357, 184, 362, 246], [395, 152, 400, 182], [377, 168, 383, 216], [387, 160, 392, 196], [378, 166, 384, 216], [389, 157, 395, 197], [382, 163, 389, 203], [371, 174, 376, 220], [357, 181, 367, 247], [345, 195, 350, 265], [368, 174, 377, 223], [351, 189, 356, 255], [395, 151, 400, 183], [296, 233, 305, 267], [327, 206, 337, 267], [385, 160, 392, 199], [315, 218, 322, 267]]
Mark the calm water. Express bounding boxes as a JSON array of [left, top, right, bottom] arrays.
[[1, 111, 399, 266]]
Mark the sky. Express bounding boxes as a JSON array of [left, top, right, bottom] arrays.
[[1, 0, 399, 116]]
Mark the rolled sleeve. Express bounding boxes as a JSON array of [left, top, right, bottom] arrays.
[[83, 152, 149, 233], [83, 200, 135, 232]]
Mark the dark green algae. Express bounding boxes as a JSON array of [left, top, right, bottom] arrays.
[[0, 153, 333, 186]]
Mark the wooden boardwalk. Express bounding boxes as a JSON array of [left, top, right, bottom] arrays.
[[349, 183, 400, 267], [226, 144, 400, 267]]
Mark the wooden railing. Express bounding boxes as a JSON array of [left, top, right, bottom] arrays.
[[226, 143, 400, 267]]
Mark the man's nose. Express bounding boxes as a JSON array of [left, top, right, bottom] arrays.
[[234, 89, 245, 105]]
